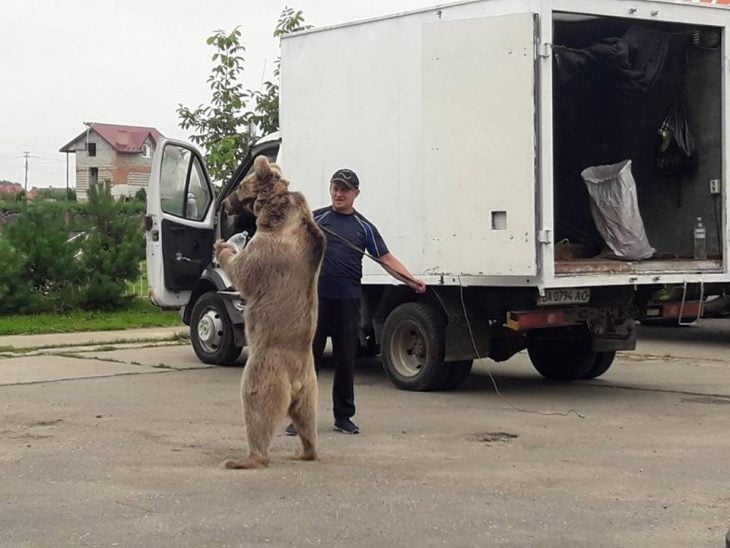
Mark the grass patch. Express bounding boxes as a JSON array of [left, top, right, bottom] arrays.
[[0, 299, 183, 336]]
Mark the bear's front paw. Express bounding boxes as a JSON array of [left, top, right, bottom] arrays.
[[214, 240, 236, 264]]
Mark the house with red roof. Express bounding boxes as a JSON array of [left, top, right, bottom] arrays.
[[60, 123, 164, 201], [0, 181, 24, 199]]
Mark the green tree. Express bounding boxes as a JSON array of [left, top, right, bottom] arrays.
[[77, 181, 145, 309], [3, 201, 80, 292], [177, 27, 254, 183], [0, 200, 81, 313], [0, 237, 34, 313], [177, 8, 310, 180], [249, 7, 312, 135], [34, 188, 72, 201]]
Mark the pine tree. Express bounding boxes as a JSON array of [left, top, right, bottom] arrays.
[[78, 181, 145, 309]]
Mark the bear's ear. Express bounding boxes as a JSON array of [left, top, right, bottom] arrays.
[[273, 179, 289, 194], [269, 163, 289, 193], [253, 155, 272, 180]]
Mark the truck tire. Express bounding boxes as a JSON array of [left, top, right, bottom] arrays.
[[582, 351, 616, 380], [527, 336, 596, 381], [440, 360, 473, 390], [190, 292, 243, 365], [381, 302, 449, 391]]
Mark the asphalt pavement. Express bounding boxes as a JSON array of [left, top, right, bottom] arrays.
[[1, 320, 728, 547]]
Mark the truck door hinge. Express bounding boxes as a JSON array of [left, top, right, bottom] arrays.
[[538, 230, 552, 244], [537, 42, 552, 59]]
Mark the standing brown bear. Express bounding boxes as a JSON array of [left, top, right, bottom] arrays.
[[215, 155, 325, 469]]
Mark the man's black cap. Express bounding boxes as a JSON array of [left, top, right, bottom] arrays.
[[330, 168, 359, 189]]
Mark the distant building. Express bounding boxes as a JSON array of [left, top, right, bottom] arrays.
[[0, 181, 24, 200], [60, 122, 164, 201]]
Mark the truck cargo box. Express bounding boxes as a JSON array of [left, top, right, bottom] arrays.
[[280, 0, 730, 290]]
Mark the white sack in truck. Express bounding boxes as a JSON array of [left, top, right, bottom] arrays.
[[581, 159, 655, 261]]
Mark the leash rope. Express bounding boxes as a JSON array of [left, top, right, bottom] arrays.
[[318, 224, 419, 287]]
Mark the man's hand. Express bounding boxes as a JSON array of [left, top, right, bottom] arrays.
[[409, 279, 427, 294], [378, 252, 426, 294]]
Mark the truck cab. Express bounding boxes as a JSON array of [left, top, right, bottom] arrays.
[[145, 134, 279, 364]]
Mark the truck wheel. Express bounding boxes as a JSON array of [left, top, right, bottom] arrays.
[[190, 292, 243, 365], [440, 360, 473, 390], [582, 351, 616, 380], [527, 336, 595, 381], [381, 302, 449, 391]]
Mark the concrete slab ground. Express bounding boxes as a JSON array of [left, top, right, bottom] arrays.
[[0, 355, 165, 386], [1, 324, 729, 547], [70, 346, 245, 369]]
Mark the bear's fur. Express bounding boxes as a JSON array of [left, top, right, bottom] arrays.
[[215, 156, 325, 469], [222, 160, 289, 216]]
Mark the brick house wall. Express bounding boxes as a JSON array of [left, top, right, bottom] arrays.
[[74, 138, 156, 201], [60, 124, 162, 202]]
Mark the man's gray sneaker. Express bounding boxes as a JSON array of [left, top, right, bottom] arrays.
[[284, 423, 298, 436], [334, 418, 359, 434]]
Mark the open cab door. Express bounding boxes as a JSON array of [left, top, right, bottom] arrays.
[[145, 139, 216, 309]]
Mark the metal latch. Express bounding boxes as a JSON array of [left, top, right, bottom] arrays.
[[538, 42, 552, 59], [538, 230, 552, 244]]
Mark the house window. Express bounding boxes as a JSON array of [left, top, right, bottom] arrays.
[[89, 167, 98, 187], [88, 143, 96, 157], [142, 144, 151, 158]]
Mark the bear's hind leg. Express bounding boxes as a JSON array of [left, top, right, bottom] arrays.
[[224, 372, 290, 470], [289, 370, 318, 461]]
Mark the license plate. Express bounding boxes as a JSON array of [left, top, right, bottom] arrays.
[[538, 288, 591, 306]]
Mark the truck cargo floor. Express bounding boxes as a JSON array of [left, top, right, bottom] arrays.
[[555, 258, 723, 275]]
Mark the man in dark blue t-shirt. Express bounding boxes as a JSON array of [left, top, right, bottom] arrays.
[[286, 168, 425, 436]]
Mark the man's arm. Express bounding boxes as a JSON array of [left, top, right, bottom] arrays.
[[377, 253, 426, 294]]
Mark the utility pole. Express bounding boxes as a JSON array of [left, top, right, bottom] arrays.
[[23, 151, 30, 192]]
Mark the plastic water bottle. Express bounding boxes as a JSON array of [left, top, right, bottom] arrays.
[[693, 217, 706, 260], [227, 231, 249, 252]]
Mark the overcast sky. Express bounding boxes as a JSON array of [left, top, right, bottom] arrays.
[[0, 0, 438, 189]]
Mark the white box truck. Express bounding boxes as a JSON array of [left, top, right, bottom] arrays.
[[145, 0, 729, 390]]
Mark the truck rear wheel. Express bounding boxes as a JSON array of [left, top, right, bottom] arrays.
[[582, 351, 616, 379], [527, 335, 596, 381], [381, 302, 449, 391], [190, 292, 243, 365]]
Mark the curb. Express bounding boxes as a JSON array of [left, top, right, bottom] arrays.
[[0, 327, 188, 351]]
